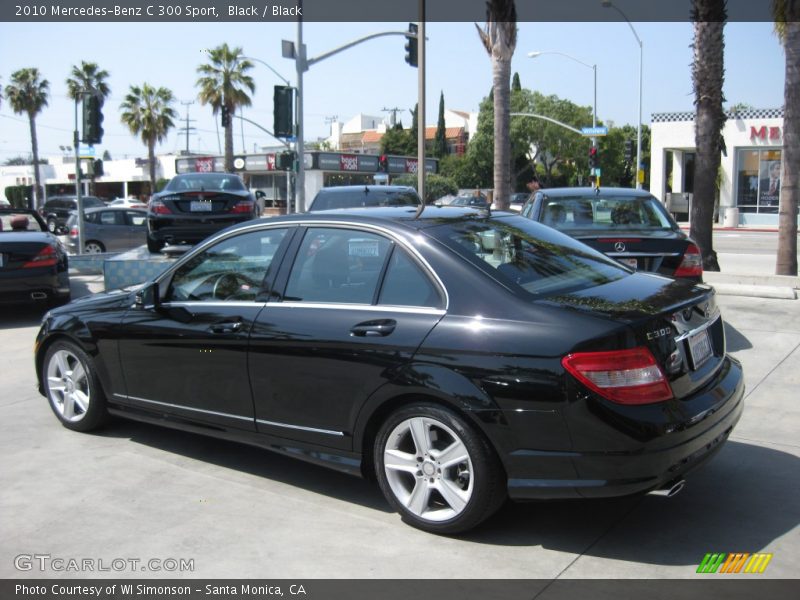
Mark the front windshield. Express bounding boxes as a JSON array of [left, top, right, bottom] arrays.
[[541, 195, 675, 230], [427, 215, 629, 297]]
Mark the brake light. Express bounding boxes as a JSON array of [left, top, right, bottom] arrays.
[[674, 243, 703, 278], [150, 200, 172, 215], [231, 201, 254, 214], [69, 227, 78, 237], [562, 346, 673, 404], [23, 245, 58, 269]]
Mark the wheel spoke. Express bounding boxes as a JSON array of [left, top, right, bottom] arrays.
[[383, 449, 419, 474], [436, 478, 469, 513], [54, 352, 69, 377], [406, 480, 431, 515], [62, 393, 76, 419], [408, 418, 431, 456], [47, 377, 65, 392], [433, 439, 469, 469], [72, 390, 89, 414], [71, 362, 87, 385]]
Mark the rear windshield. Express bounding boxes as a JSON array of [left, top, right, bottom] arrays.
[[0, 211, 45, 233], [540, 195, 675, 230], [310, 188, 420, 211], [82, 197, 105, 208], [426, 215, 628, 297], [165, 174, 246, 192]]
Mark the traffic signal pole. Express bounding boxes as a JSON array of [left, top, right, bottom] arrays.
[[74, 96, 85, 256]]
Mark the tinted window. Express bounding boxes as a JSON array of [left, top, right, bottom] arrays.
[[166, 228, 288, 302], [427, 216, 628, 297], [540, 195, 675, 230], [99, 211, 123, 226], [378, 248, 442, 308], [311, 188, 420, 211], [165, 174, 246, 192], [82, 197, 105, 208], [126, 211, 146, 226], [285, 227, 391, 304]]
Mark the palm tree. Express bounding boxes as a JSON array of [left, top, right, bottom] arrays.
[[774, 0, 799, 276], [5, 68, 49, 210], [690, 0, 726, 272], [196, 43, 255, 172], [119, 83, 177, 194], [66, 61, 111, 195], [476, 0, 517, 211]]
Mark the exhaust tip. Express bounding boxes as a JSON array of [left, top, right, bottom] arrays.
[[649, 479, 686, 498]]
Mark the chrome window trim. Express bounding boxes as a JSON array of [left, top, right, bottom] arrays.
[[113, 393, 254, 422], [268, 302, 446, 316], [256, 419, 344, 437], [153, 219, 450, 310]]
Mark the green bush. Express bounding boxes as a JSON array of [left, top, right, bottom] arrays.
[[393, 173, 457, 204]]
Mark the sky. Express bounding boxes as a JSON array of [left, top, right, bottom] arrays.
[[0, 19, 786, 162]]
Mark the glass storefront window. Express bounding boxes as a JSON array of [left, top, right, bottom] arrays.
[[736, 149, 781, 214]]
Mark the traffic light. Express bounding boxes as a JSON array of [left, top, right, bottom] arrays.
[[276, 150, 295, 170], [220, 105, 231, 127], [273, 85, 294, 138], [624, 140, 634, 163], [404, 23, 418, 68], [378, 154, 388, 172], [93, 159, 104, 177], [589, 146, 598, 171], [82, 94, 104, 145]]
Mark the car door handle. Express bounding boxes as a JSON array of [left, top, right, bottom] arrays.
[[350, 319, 396, 337], [208, 321, 243, 334]]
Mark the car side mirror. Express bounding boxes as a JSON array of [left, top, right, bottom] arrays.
[[134, 281, 160, 310], [255, 190, 266, 199]]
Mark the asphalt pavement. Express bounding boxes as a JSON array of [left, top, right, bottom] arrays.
[[0, 237, 798, 581]]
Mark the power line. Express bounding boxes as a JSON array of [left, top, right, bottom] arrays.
[[177, 100, 197, 154]]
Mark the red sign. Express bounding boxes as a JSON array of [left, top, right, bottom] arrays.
[[340, 154, 359, 171], [405, 159, 418, 174], [750, 126, 782, 141], [267, 154, 276, 171], [195, 157, 214, 172]]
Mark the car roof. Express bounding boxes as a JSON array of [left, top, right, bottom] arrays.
[[539, 187, 655, 199], [315, 185, 416, 194]]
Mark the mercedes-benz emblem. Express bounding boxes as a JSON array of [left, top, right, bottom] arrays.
[[614, 241, 626, 252]]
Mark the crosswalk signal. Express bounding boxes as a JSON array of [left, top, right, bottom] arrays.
[[220, 106, 231, 127], [82, 94, 104, 145], [405, 23, 418, 68], [273, 85, 294, 138]]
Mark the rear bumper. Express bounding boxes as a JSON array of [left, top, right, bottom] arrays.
[[504, 355, 744, 500], [0, 269, 70, 304], [148, 215, 252, 245]]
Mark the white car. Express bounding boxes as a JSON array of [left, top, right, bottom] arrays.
[[0, 198, 11, 208], [108, 197, 147, 209]]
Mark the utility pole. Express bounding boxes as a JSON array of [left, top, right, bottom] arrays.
[[382, 107, 404, 127], [178, 101, 196, 154]]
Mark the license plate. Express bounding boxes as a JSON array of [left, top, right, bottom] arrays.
[[688, 329, 713, 369], [190, 201, 212, 212], [619, 257, 638, 270]]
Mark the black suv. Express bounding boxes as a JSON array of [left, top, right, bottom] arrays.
[[41, 195, 105, 233], [308, 185, 421, 212]]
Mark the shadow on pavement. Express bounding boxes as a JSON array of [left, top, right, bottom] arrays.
[[724, 321, 753, 352], [0, 304, 49, 330]]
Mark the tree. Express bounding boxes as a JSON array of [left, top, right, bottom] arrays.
[[476, 0, 517, 210], [5, 69, 49, 210], [434, 91, 448, 158], [774, 0, 799, 276], [380, 127, 412, 155], [196, 43, 255, 173], [120, 83, 177, 194], [512, 72, 522, 92], [690, 0, 726, 272], [394, 173, 458, 204]]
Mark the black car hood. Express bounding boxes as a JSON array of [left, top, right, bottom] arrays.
[[50, 285, 139, 314], [540, 272, 711, 323]]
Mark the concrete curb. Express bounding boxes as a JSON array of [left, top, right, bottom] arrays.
[[707, 282, 797, 300]]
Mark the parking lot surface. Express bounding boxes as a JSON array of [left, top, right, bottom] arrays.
[[0, 281, 798, 580]]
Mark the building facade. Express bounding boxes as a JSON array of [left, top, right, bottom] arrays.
[[650, 107, 794, 226]]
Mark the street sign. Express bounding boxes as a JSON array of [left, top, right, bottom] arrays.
[[581, 126, 608, 136], [78, 146, 96, 158]]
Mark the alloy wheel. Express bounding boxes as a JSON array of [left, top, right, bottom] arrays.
[[46, 349, 91, 423]]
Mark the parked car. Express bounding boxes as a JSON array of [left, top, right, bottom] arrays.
[[1, 208, 70, 306], [108, 197, 148, 209], [448, 193, 490, 208], [35, 207, 743, 534], [41, 195, 105, 233], [520, 187, 704, 281], [491, 192, 528, 213], [308, 185, 421, 211], [146, 173, 260, 253], [64, 207, 147, 254]]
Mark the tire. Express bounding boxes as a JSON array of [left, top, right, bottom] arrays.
[[42, 340, 108, 432], [84, 241, 105, 254], [147, 235, 164, 253], [374, 403, 506, 534], [47, 217, 58, 233]]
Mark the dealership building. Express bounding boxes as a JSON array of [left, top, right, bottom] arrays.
[[650, 107, 793, 226]]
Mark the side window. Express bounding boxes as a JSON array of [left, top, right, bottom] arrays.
[[165, 228, 289, 302], [379, 248, 442, 308], [126, 211, 146, 226], [99, 211, 123, 226], [284, 227, 391, 304]]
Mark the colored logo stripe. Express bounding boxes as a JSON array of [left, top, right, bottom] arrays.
[[697, 553, 773, 574]]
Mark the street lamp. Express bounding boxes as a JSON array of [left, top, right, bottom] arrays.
[[527, 50, 597, 143], [602, 0, 643, 189]]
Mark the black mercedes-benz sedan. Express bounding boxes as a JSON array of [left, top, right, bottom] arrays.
[[35, 207, 743, 534], [520, 187, 704, 282], [146, 172, 261, 253], [1, 208, 70, 306]]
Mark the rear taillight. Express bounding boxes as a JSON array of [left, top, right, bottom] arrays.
[[231, 201, 254, 214], [23, 245, 58, 269], [674, 243, 703, 278], [69, 227, 78, 237], [150, 200, 172, 215], [562, 346, 673, 405]]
